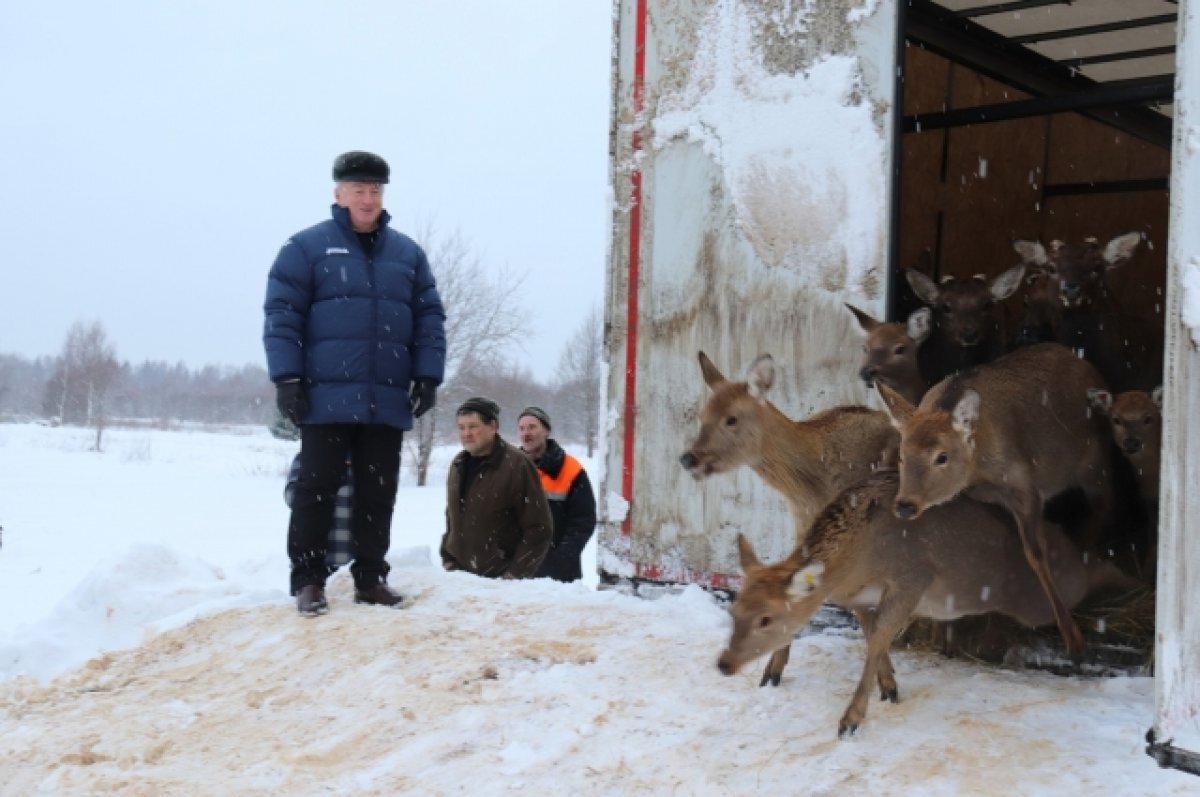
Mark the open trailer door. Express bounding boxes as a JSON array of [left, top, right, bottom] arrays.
[[600, 0, 899, 592], [1149, 0, 1200, 776]]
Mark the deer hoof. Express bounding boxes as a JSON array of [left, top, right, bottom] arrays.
[[880, 687, 898, 703], [838, 722, 858, 739], [759, 671, 782, 688]]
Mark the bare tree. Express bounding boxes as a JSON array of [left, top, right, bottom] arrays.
[[406, 223, 526, 485], [554, 304, 603, 455], [45, 320, 121, 449]]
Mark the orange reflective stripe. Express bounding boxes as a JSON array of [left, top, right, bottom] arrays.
[[539, 454, 583, 501]]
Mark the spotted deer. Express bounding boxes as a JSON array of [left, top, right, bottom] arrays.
[[1088, 386, 1163, 574], [1012, 232, 1156, 392], [718, 470, 1108, 737], [679, 351, 898, 685], [845, 303, 931, 405], [905, 264, 1025, 386], [876, 342, 1115, 660]]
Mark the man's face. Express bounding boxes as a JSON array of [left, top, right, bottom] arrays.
[[458, 413, 498, 456], [334, 181, 384, 232], [518, 416, 549, 458]]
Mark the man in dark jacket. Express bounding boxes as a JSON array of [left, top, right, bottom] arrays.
[[264, 150, 446, 615], [441, 397, 553, 579], [517, 406, 597, 582]]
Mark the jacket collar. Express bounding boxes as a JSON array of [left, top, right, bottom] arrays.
[[454, 434, 510, 469], [330, 203, 391, 233], [532, 438, 565, 477]]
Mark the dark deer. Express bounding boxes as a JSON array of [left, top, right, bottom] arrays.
[[1012, 232, 1153, 391], [905, 264, 1025, 386], [680, 351, 898, 685], [1088, 386, 1163, 575], [876, 342, 1115, 660], [846, 304, 931, 405], [718, 470, 1112, 737]]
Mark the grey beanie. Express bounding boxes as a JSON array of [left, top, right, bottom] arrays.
[[457, 396, 500, 423], [518, 406, 552, 431]]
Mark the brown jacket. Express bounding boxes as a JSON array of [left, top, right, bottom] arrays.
[[441, 435, 553, 578]]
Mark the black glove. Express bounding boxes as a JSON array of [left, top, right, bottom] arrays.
[[410, 379, 437, 419], [276, 381, 309, 424]]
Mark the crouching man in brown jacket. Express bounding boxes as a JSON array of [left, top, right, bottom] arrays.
[[440, 397, 553, 578]]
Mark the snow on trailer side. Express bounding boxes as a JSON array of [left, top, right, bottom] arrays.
[[601, 0, 897, 590]]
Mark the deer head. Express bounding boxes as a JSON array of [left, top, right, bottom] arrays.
[[846, 304, 930, 395], [906, 264, 1024, 347], [877, 383, 978, 520], [679, 351, 776, 478], [1087, 386, 1163, 457], [1013, 232, 1142, 310]]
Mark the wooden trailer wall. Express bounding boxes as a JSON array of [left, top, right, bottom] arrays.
[[601, 0, 898, 587]]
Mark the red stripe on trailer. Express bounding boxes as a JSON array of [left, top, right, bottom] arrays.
[[634, 562, 741, 592], [621, 0, 648, 537]]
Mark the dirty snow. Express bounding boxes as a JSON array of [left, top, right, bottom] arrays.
[[0, 423, 1195, 795]]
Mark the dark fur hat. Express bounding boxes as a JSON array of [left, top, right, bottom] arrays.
[[333, 150, 390, 184], [457, 396, 500, 424]]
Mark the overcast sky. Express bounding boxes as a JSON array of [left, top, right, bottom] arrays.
[[0, 1, 612, 381]]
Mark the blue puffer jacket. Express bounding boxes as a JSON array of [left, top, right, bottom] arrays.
[[263, 204, 446, 430]]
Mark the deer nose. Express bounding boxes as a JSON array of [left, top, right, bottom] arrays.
[[680, 452, 698, 470], [894, 500, 918, 520], [716, 655, 735, 676], [1063, 282, 1083, 300], [1123, 438, 1143, 454], [859, 366, 876, 383], [959, 328, 981, 345]]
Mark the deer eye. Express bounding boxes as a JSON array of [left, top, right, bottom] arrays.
[[1113, 418, 1124, 427], [1143, 415, 1154, 426], [757, 616, 773, 630], [893, 344, 906, 356], [725, 416, 737, 427], [934, 452, 949, 465], [939, 302, 952, 314]]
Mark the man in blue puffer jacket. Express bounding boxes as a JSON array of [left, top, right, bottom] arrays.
[[264, 150, 446, 616]]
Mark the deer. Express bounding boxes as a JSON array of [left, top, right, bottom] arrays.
[[1011, 232, 1154, 392], [1088, 386, 1163, 575], [679, 351, 898, 685], [717, 469, 1115, 737], [875, 342, 1115, 660], [905, 264, 1025, 387], [845, 303, 931, 405]]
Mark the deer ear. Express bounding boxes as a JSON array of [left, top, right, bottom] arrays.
[[906, 269, 940, 304], [786, 562, 825, 600], [951, 389, 981, 438], [746, 354, 775, 397], [698, 351, 726, 389], [877, 383, 915, 428], [736, 533, 762, 572], [1151, 385, 1164, 409], [1087, 387, 1113, 414], [845, 303, 878, 333], [990, 264, 1025, 301], [907, 307, 932, 344], [1103, 231, 1142, 269], [1013, 239, 1048, 266]]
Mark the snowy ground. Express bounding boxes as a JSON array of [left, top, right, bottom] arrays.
[[0, 423, 1196, 796]]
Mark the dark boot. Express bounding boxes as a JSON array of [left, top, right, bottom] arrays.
[[354, 583, 403, 607], [296, 584, 328, 616]]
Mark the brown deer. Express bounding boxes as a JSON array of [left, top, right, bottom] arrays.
[[845, 303, 931, 405], [680, 351, 898, 685], [1012, 232, 1155, 392], [1088, 386, 1163, 574], [1012, 270, 1063, 348], [680, 351, 898, 535], [905, 264, 1025, 386], [876, 342, 1114, 660], [717, 471, 1109, 737]]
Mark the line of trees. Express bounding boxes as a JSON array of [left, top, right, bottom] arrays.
[[0, 228, 605, 462]]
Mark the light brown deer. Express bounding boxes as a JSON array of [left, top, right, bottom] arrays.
[[718, 470, 1108, 737], [1088, 386, 1163, 574], [679, 351, 898, 685], [876, 342, 1114, 660], [846, 303, 931, 405], [679, 351, 898, 536]]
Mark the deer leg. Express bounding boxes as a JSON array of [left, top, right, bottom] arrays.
[[1012, 495, 1087, 661], [853, 608, 897, 701], [759, 644, 791, 687], [839, 585, 922, 738]]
